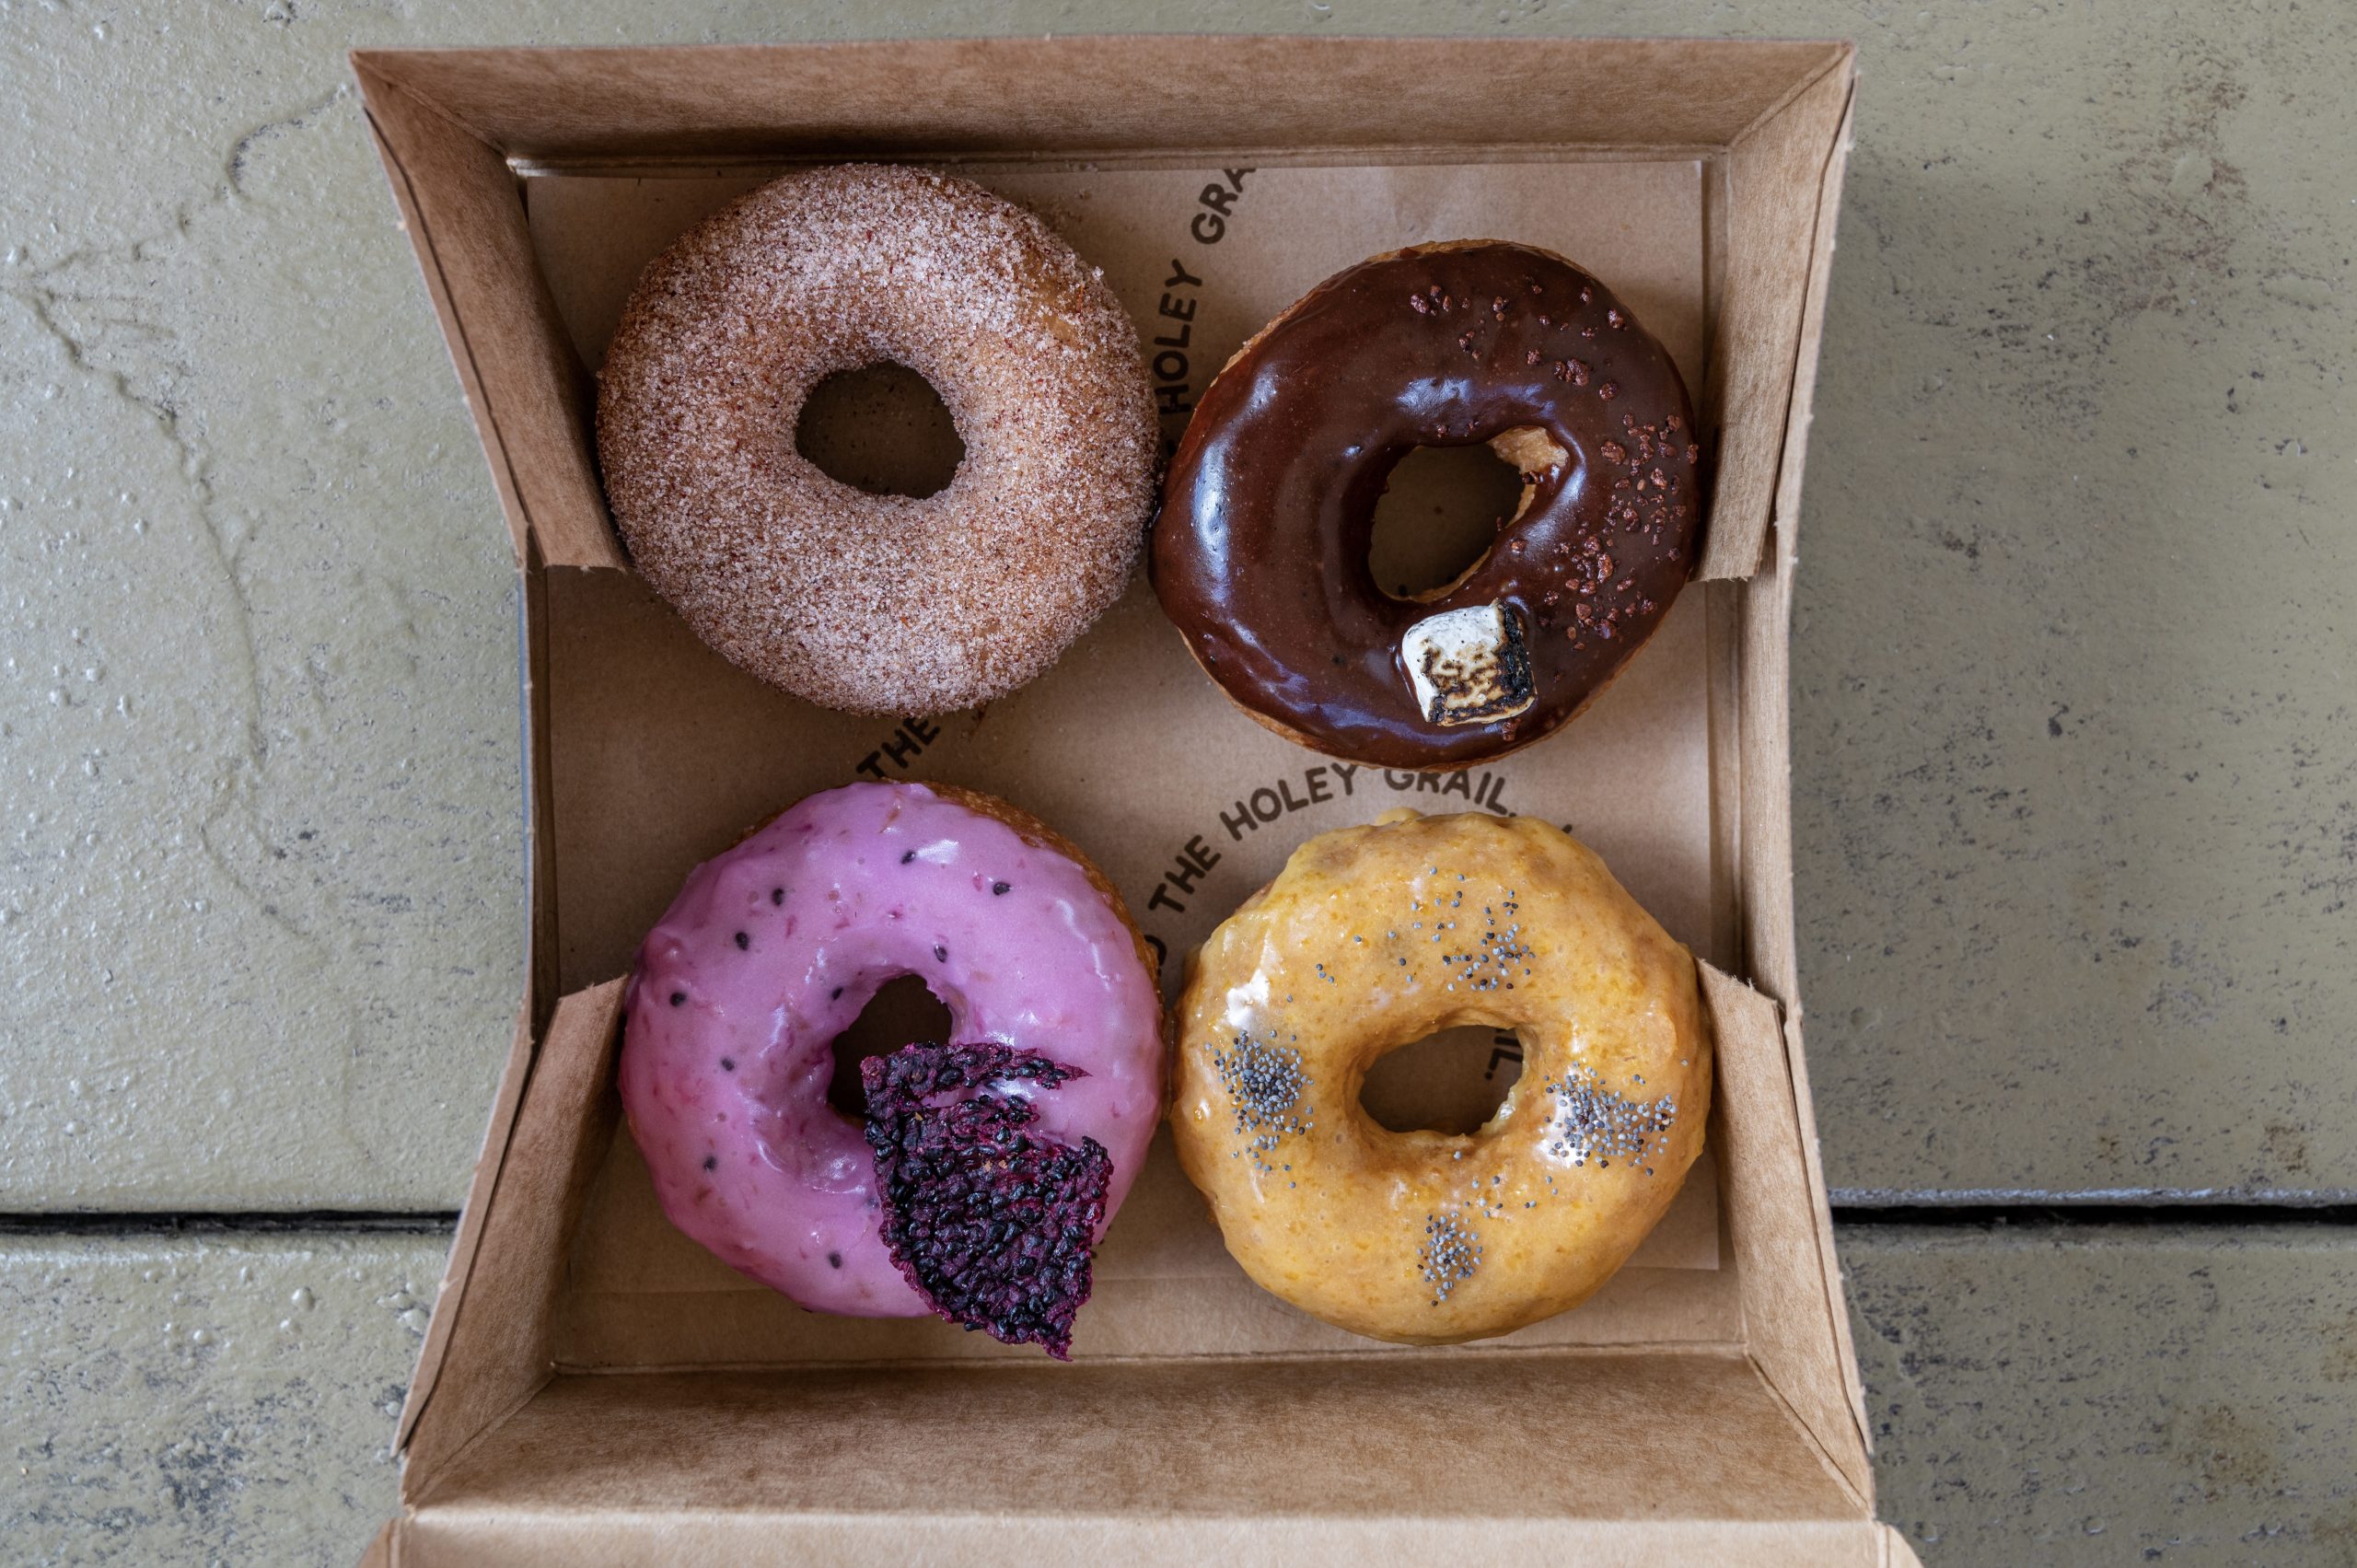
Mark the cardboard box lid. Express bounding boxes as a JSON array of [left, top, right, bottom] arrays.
[[349, 33, 1885, 1558]]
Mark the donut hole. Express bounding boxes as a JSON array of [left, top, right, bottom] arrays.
[[825, 973, 957, 1120], [1367, 442, 1529, 600], [795, 362, 966, 499], [1359, 1023, 1525, 1135]]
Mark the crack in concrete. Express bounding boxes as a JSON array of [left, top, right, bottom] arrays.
[[5, 84, 354, 958], [226, 87, 349, 198]]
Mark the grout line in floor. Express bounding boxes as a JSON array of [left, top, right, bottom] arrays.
[[1830, 1201, 2357, 1229], [1831, 1186, 2357, 1207], [3, 1201, 2356, 1238], [0, 1210, 464, 1237]]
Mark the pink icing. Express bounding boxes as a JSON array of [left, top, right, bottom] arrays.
[[619, 782, 1164, 1318]]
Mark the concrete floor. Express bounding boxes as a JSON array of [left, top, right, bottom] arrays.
[[1, 1, 2351, 1563]]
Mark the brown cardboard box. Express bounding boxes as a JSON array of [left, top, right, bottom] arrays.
[[350, 35, 1915, 1563]]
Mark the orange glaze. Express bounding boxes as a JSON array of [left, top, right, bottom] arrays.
[[1168, 808, 1712, 1344]]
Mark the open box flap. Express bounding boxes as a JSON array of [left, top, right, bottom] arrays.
[[352, 35, 1849, 164], [394, 1363, 1883, 1565], [392, 1002, 536, 1451], [1700, 46, 1856, 578], [355, 63, 622, 572], [1770, 86, 1861, 577], [396, 1510, 1894, 1567], [399, 980, 625, 1493], [352, 37, 1853, 583], [1706, 967, 1874, 1502]]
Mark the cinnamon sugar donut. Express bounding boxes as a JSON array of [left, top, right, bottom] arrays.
[[598, 164, 1157, 714]]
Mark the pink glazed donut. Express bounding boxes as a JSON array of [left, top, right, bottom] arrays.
[[620, 781, 1163, 1357]]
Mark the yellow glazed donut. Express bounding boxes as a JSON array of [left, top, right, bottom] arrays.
[[1169, 808, 1712, 1344]]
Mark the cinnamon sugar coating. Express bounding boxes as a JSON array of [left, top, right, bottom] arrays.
[[598, 164, 1156, 714]]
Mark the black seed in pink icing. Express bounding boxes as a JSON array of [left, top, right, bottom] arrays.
[[861, 1040, 1109, 1359], [992, 881, 1011, 895], [772, 887, 785, 905], [933, 944, 948, 962], [828, 1251, 842, 1268], [734, 931, 749, 949], [669, 992, 686, 1006], [720, 1057, 735, 1072], [900, 850, 917, 864], [702, 1155, 717, 1172]]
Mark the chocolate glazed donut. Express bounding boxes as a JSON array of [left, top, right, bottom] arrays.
[[1152, 241, 1701, 771]]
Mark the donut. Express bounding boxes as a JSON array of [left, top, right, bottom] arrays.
[[621, 781, 1165, 1357], [598, 164, 1157, 715], [1167, 807, 1711, 1344], [1152, 241, 1701, 771]]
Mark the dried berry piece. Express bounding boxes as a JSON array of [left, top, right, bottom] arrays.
[[861, 1040, 1109, 1359]]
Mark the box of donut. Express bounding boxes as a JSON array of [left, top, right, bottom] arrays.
[[352, 34, 1916, 1566]]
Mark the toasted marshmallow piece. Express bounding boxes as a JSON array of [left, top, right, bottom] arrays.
[[1401, 602, 1536, 726]]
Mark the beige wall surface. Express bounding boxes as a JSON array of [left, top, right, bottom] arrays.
[[2, 2, 2352, 1563]]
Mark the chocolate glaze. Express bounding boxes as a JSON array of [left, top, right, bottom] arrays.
[[1152, 242, 1701, 771]]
